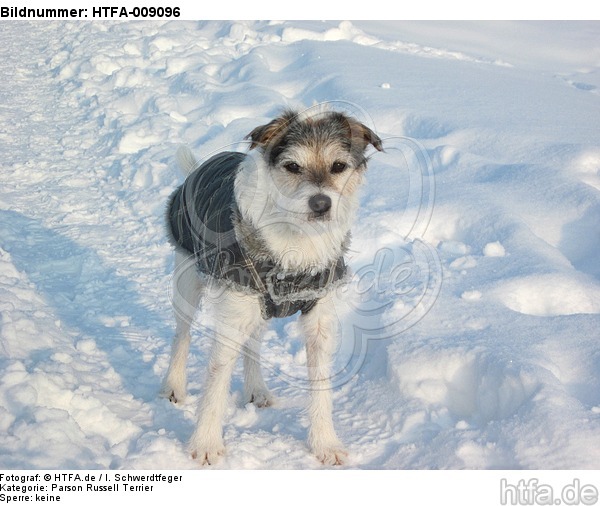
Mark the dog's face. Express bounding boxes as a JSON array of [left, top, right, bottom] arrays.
[[246, 109, 382, 222], [235, 108, 382, 269]]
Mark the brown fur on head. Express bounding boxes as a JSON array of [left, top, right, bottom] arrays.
[[246, 110, 298, 150], [245, 108, 382, 200], [247, 108, 382, 157]]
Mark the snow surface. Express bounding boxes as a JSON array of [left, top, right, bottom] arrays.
[[0, 20, 599, 470]]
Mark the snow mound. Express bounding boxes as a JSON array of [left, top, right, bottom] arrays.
[[494, 274, 600, 316], [390, 348, 539, 424]]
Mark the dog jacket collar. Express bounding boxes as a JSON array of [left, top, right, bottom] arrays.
[[166, 151, 347, 319]]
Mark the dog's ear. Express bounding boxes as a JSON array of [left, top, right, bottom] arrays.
[[246, 111, 295, 150], [349, 118, 384, 152]]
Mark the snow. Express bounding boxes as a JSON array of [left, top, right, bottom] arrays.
[[483, 241, 505, 257], [0, 20, 599, 470]]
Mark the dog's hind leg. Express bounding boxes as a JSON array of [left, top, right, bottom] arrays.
[[189, 291, 263, 465], [160, 251, 203, 404], [301, 292, 347, 465], [243, 327, 274, 408]]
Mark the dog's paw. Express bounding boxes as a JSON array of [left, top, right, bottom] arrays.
[[159, 383, 186, 404], [314, 446, 348, 466], [190, 442, 226, 466], [248, 389, 275, 408]]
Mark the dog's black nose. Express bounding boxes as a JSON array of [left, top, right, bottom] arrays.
[[309, 194, 332, 215]]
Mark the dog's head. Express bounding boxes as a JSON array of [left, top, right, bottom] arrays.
[[235, 107, 382, 268]]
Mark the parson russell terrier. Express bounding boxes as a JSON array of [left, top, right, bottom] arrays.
[[160, 107, 382, 465]]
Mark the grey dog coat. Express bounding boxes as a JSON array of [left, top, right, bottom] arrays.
[[166, 151, 347, 319]]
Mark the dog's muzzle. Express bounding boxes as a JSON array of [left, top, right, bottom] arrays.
[[309, 194, 332, 219]]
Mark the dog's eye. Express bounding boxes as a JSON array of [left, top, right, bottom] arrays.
[[331, 161, 347, 174], [284, 162, 301, 174]]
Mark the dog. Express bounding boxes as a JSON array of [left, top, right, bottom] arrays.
[[160, 107, 382, 466]]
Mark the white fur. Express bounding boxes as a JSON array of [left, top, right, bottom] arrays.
[[176, 145, 200, 175], [234, 150, 359, 271], [160, 112, 376, 466], [188, 286, 265, 464], [301, 291, 348, 465], [159, 251, 203, 404]]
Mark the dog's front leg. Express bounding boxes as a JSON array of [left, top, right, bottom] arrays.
[[243, 327, 274, 407], [189, 291, 263, 465], [160, 252, 203, 404], [301, 293, 347, 465]]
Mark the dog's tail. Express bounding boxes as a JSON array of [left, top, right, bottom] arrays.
[[176, 145, 200, 176]]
